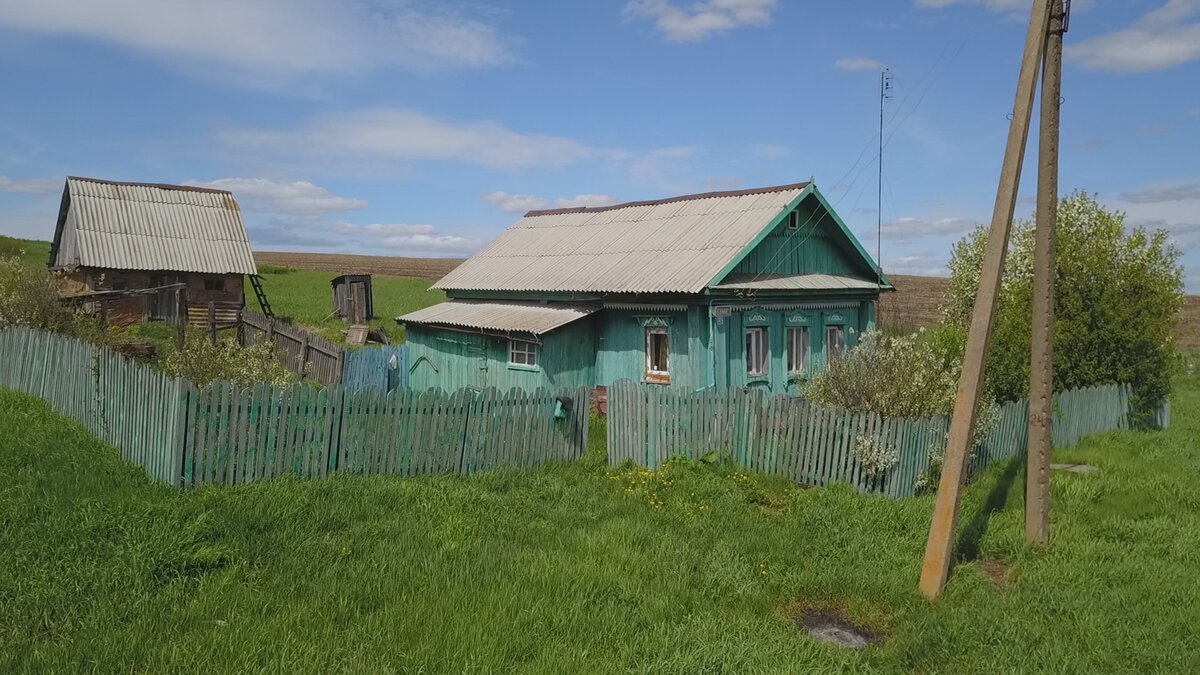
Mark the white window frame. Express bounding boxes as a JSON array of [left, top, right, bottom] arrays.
[[508, 338, 538, 368], [745, 326, 769, 378], [786, 326, 810, 376], [825, 325, 846, 360], [644, 326, 670, 384]]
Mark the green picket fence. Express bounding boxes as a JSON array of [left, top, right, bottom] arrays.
[[0, 328, 589, 488], [179, 383, 590, 488], [607, 379, 1139, 498]]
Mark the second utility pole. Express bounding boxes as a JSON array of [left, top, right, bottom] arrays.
[[1026, 0, 1066, 545]]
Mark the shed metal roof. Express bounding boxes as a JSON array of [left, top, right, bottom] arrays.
[[398, 301, 597, 335], [50, 176, 257, 275], [433, 183, 810, 294], [713, 273, 883, 292]]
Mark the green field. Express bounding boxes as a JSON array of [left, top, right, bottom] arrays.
[[2, 377, 1198, 672], [0, 235, 50, 268], [251, 265, 444, 343]]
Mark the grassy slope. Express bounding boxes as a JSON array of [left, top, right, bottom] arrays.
[[0, 236, 50, 268], [2, 381, 1199, 672], [251, 266, 444, 344]]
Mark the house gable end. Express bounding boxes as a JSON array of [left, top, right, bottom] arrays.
[[712, 185, 891, 286]]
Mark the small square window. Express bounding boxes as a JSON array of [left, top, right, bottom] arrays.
[[204, 277, 225, 292], [826, 325, 846, 360], [746, 326, 768, 378], [509, 339, 538, 367], [787, 327, 810, 375], [644, 327, 670, 384]]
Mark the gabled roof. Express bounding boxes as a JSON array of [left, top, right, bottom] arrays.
[[49, 176, 257, 275], [434, 183, 813, 294], [399, 301, 597, 335]]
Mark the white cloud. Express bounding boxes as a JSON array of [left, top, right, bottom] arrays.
[[835, 57, 885, 71], [185, 178, 366, 216], [1122, 181, 1200, 204], [331, 221, 481, 256], [915, 0, 1030, 10], [0, 176, 58, 195], [484, 191, 618, 214], [223, 109, 594, 170], [882, 216, 978, 241], [624, 0, 777, 42], [0, 0, 512, 85], [881, 253, 950, 277], [484, 192, 549, 213], [1067, 0, 1200, 73]]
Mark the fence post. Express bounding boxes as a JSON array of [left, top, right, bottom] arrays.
[[298, 335, 310, 380], [207, 302, 217, 344]]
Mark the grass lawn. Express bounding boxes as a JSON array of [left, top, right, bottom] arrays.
[[3, 377, 1199, 672], [0, 235, 50, 268], [250, 265, 445, 344]]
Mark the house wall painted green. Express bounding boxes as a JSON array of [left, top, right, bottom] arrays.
[[407, 317, 597, 391]]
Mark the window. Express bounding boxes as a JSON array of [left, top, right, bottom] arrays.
[[826, 325, 846, 360], [745, 326, 768, 378], [508, 339, 538, 367], [644, 327, 670, 383], [787, 327, 810, 375], [787, 210, 799, 229], [110, 274, 128, 291], [204, 277, 225, 292]]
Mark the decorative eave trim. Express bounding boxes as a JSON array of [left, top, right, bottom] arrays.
[[603, 302, 689, 312]]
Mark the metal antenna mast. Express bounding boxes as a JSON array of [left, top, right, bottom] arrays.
[[877, 68, 892, 288]]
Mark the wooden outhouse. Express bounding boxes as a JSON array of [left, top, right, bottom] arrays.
[[331, 274, 374, 323], [398, 182, 892, 394], [48, 176, 257, 328]]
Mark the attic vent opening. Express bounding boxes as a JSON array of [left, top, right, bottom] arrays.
[[788, 211, 800, 230]]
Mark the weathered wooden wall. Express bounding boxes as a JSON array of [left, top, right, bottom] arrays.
[[241, 309, 343, 386]]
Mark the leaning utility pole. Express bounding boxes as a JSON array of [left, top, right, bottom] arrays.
[[919, 0, 1054, 599], [1026, 0, 1066, 545]]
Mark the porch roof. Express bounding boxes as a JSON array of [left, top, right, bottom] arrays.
[[397, 301, 598, 336]]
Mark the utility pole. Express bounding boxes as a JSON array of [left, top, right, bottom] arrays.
[[878, 68, 892, 290], [1027, 0, 1067, 545], [919, 0, 1054, 599]]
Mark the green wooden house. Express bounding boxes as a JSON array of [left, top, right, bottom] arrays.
[[398, 182, 892, 394]]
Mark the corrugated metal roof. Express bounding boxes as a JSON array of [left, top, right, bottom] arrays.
[[714, 273, 883, 291], [434, 183, 809, 294], [52, 176, 257, 275], [398, 301, 598, 335]]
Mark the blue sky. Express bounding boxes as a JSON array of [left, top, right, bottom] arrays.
[[0, 0, 1197, 289]]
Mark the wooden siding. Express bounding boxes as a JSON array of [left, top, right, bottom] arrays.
[[728, 198, 871, 279], [407, 318, 596, 392], [715, 303, 870, 394], [595, 307, 710, 390]]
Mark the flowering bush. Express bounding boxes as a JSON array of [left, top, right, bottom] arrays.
[[160, 332, 298, 389], [853, 433, 898, 477], [942, 192, 1183, 425]]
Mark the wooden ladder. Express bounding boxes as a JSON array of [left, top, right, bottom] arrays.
[[249, 275, 274, 318]]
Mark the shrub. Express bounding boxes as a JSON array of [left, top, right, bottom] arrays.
[[0, 255, 105, 341], [942, 192, 1184, 424], [159, 332, 298, 389]]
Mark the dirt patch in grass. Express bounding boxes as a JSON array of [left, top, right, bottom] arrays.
[[790, 606, 886, 650], [979, 558, 1010, 588]]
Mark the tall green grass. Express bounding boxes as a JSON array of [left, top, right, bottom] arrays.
[[249, 266, 444, 344], [1, 379, 1199, 672]]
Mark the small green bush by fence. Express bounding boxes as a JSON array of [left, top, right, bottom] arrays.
[[606, 378, 1150, 498], [0, 328, 589, 487]]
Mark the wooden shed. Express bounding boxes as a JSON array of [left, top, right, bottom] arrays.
[[398, 181, 892, 394], [331, 274, 374, 323], [47, 176, 258, 328]]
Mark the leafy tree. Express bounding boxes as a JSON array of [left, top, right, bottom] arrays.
[[942, 192, 1184, 424]]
